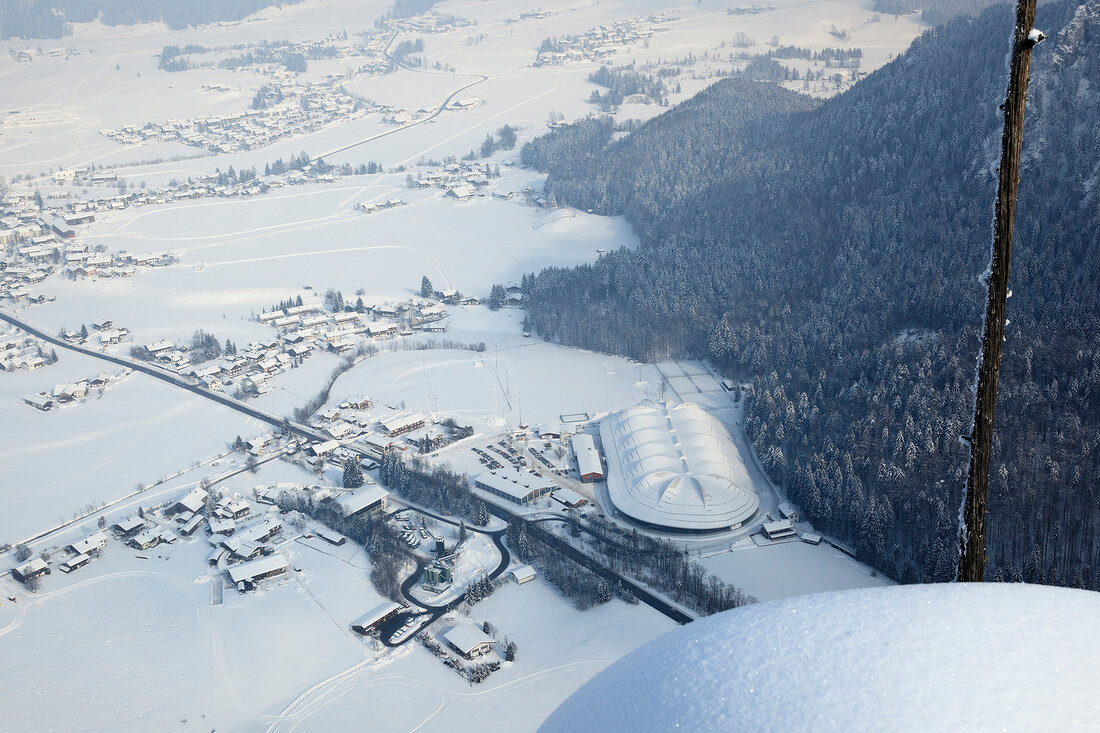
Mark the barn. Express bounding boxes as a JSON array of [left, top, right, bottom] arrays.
[[12, 557, 50, 584], [350, 601, 402, 635], [227, 554, 288, 590]]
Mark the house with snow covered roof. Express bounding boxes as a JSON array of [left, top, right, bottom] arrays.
[[68, 532, 107, 555], [170, 487, 208, 516], [442, 624, 495, 659], [351, 601, 402, 634], [227, 554, 288, 590], [334, 485, 389, 520]]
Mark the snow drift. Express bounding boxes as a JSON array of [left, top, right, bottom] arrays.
[[541, 583, 1100, 731]]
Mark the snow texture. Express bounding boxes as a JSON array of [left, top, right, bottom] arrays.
[[543, 583, 1100, 732]]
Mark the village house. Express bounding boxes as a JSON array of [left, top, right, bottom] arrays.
[[441, 624, 495, 659], [128, 528, 161, 550], [112, 515, 145, 537], [169, 487, 208, 516], [68, 532, 107, 556]]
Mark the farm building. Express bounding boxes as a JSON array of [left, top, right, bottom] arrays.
[[334, 484, 389, 520], [571, 433, 604, 482], [350, 601, 402, 634], [59, 554, 91, 573], [227, 554, 288, 590], [442, 624, 495, 659], [510, 565, 537, 584], [600, 401, 760, 534], [12, 557, 50, 584], [474, 470, 553, 506], [23, 393, 53, 411]]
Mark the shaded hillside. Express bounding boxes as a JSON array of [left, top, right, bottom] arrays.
[[521, 0, 1100, 587]]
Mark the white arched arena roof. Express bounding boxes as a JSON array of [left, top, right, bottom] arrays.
[[600, 401, 759, 533]]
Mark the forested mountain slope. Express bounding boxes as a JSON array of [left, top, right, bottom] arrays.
[[521, 0, 1100, 587]]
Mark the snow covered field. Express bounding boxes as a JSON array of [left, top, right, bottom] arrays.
[[0, 0, 931, 728], [699, 541, 891, 602]]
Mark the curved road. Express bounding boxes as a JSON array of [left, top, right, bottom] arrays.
[[383, 504, 510, 647], [313, 32, 489, 163]]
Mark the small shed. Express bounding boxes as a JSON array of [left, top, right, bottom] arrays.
[[510, 565, 537, 584]]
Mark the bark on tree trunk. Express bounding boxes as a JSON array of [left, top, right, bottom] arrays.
[[958, 0, 1044, 583]]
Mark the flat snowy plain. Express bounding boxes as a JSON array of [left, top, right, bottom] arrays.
[[0, 0, 928, 729]]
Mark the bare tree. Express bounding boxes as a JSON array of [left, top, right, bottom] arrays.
[[958, 0, 1045, 582]]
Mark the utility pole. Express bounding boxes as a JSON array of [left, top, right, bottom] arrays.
[[957, 0, 1044, 582]]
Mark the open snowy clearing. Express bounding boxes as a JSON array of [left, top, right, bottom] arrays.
[[698, 540, 892, 602], [0, 347, 263, 545]]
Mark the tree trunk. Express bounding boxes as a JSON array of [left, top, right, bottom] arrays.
[[957, 0, 1044, 582]]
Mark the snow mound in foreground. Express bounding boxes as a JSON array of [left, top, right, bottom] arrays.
[[541, 583, 1100, 732]]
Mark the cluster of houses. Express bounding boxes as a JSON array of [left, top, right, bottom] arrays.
[[533, 13, 676, 66], [135, 328, 318, 392], [256, 296, 453, 360], [101, 87, 367, 155], [403, 160, 503, 201], [22, 372, 116, 412], [0, 330, 50, 374], [353, 198, 406, 214], [0, 200, 174, 299], [9, 529, 109, 587], [6, 46, 85, 64], [60, 321, 131, 348]]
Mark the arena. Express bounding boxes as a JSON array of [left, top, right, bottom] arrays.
[[600, 402, 760, 533]]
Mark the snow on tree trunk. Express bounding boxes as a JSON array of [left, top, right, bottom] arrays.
[[957, 0, 1044, 583]]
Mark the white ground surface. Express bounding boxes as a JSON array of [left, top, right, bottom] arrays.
[[698, 540, 891, 602], [0, 0, 931, 729], [543, 583, 1100, 732]]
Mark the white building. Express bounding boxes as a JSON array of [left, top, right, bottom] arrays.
[[335, 484, 389, 519], [442, 624, 495, 659], [571, 433, 604, 482], [600, 402, 760, 534], [474, 470, 553, 506]]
